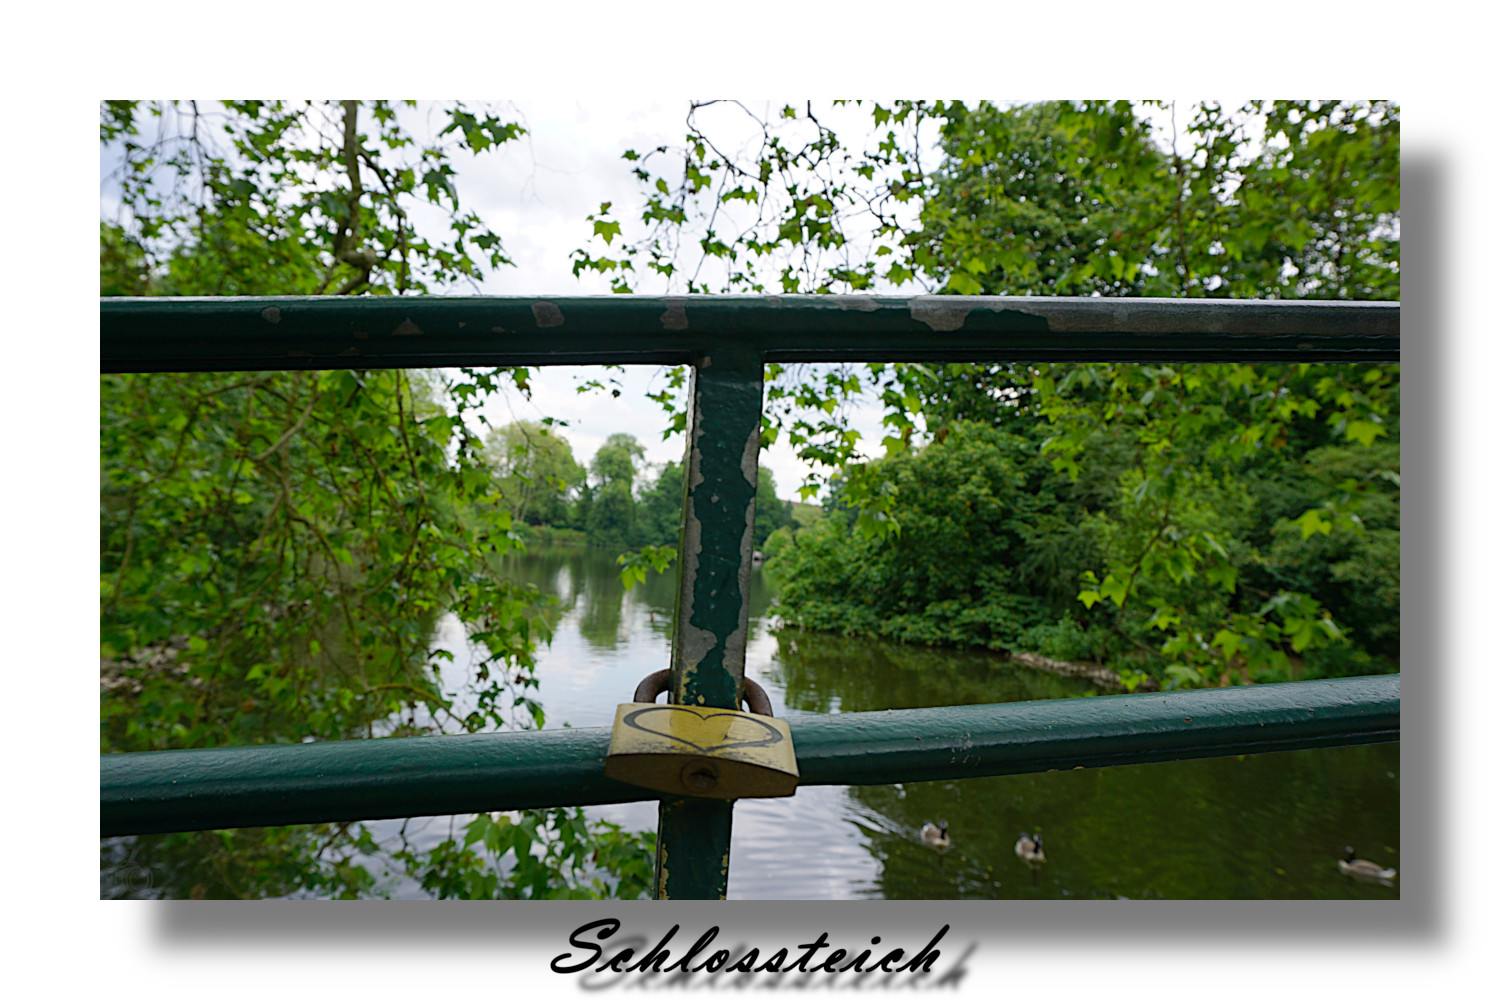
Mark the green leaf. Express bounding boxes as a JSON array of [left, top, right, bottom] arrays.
[[1344, 419, 1386, 446], [946, 271, 984, 295], [1210, 629, 1242, 661], [1293, 509, 1332, 540], [1165, 664, 1205, 688], [592, 219, 622, 245], [1098, 573, 1129, 606]]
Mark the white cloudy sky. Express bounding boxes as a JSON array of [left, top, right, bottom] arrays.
[[388, 99, 914, 499], [424, 100, 1209, 496], [445, 99, 1267, 498], [97, 99, 912, 498], [456, 101, 904, 498], [96, 100, 1238, 499], [60, 19, 1500, 995]]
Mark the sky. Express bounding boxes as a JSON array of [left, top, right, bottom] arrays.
[[98, 98, 907, 501], [425, 98, 907, 500], [95, 99, 1275, 503], [438, 99, 1332, 500], [59, 34, 1500, 995]]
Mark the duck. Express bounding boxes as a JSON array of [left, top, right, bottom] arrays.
[[1015, 832, 1046, 867], [920, 820, 951, 851], [1338, 846, 1396, 883]]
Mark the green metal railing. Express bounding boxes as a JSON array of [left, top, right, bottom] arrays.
[[100, 294, 1402, 899]]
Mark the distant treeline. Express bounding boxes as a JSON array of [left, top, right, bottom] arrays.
[[485, 421, 792, 552]]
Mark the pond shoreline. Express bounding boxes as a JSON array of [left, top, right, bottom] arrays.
[[1006, 650, 1158, 692]]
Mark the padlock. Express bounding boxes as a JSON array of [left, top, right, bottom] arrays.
[[604, 669, 799, 800]]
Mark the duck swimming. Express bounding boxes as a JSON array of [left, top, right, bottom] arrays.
[[1338, 846, 1396, 883], [1015, 832, 1046, 867], [921, 820, 951, 850]]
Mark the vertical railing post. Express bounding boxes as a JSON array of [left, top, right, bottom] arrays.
[[653, 346, 764, 899]]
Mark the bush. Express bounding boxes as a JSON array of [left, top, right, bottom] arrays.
[[1016, 616, 1113, 663], [771, 423, 1089, 652], [1301, 644, 1382, 679]]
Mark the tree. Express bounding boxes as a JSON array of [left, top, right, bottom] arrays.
[[101, 100, 521, 296], [771, 422, 1069, 648], [100, 100, 654, 899], [633, 461, 685, 548], [914, 103, 1400, 684], [573, 100, 1400, 687], [581, 433, 645, 550], [913, 100, 1399, 300], [101, 101, 534, 745], [591, 432, 646, 489], [753, 466, 792, 551], [484, 421, 584, 525], [912, 100, 1168, 297]]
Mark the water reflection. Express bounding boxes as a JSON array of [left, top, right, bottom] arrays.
[[770, 630, 1096, 713], [757, 623, 1400, 899], [103, 545, 1399, 899], [839, 746, 1400, 899]]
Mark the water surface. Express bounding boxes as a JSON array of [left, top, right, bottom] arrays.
[[102, 546, 1400, 899]]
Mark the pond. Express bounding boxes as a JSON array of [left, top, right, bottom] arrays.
[[101, 545, 1399, 899]]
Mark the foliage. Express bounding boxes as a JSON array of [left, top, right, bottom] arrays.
[[581, 433, 644, 549], [912, 101, 1169, 297], [770, 423, 1069, 649], [99, 365, 542, 749], [1258, 440, 1401, 660], [753, 466, 794, 550], [101, 100, 654, 899], [1015, 616, 1114, 664], [495, 432, 791, 569], [576, 100, 1400, 687], [632, 459, 686, 548], [768, 377, 1399, 685], [483, 420, 585, 526], [1039, 361, 1398, 684], [590, 432, 645, 485], [401, 810, 655, 900], [914, 100, 1400, 300], [102, 100, 520, 295], [617, 544, 677, 591]]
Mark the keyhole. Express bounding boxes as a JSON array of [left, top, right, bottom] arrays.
[[683, 762, 718, 792]]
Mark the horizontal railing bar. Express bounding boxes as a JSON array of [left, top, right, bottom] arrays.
[[101, 675, 1398, 837], [792, 672, 1398, 786], [101, 295, 1400, 373]]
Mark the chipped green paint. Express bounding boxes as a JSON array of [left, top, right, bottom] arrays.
[[100, 295, 1400, 372], [652, 347, 764, 898], [669, 347, 762, 709], [654, 797, 734, 900], [97, 293, 1405, 898], [100, 675, 1400, 838]]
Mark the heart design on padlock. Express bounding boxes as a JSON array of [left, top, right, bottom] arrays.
[[622, 705, 785, 753]]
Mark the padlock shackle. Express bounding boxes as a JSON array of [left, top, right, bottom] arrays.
[[632, 669, 774, 717]]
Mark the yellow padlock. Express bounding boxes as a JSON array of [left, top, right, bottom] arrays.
[[605, 670, 799, 800]]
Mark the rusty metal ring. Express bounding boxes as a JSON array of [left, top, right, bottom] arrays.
[[632, 669, 774, 717]]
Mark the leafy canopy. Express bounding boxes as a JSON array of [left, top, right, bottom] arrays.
[[100, 100, 655, 899], [573, 100, 1400, 687]]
